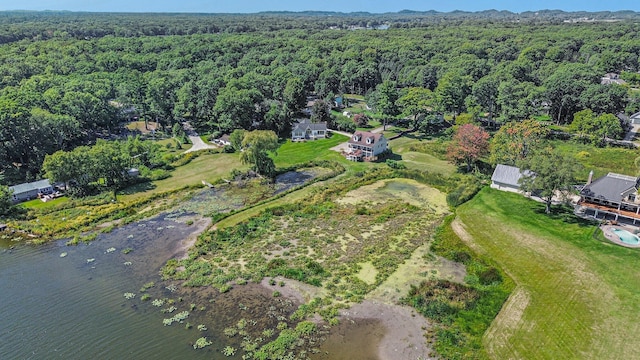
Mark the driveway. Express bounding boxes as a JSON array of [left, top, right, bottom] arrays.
[[181, 122, 217, 153], [624, 124, 640, 142], [184, 135, 217, 153]]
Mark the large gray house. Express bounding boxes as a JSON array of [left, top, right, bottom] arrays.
[[579, 172, 640, 223], [9, 179, 54, 203], [291, 119, 327, 141], [346, 131, 388, 161]]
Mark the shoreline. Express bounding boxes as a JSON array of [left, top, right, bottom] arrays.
[[259, 276, 434, 360], [173, 215, 212, 259]]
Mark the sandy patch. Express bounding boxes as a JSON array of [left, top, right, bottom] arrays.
[[173, 216, 212, 260], [336, 178, 448, 212], [316, 300, 434, 360], [368, 242, 466, 304], [356, 261, 378, 285], [259, 276, 434, 360]]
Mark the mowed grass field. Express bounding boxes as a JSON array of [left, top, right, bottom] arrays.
[[274, 134, 348, 167], [389, 136, 456, 175], [455, 188, 640, 359], [120, 152, 245, 201]]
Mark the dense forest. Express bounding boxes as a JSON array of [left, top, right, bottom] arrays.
[[1, 11, 640, 184]]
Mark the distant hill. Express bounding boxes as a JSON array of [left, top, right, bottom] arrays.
[[253, 9, 640, 20]]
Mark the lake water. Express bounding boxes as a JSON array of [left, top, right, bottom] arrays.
[[0, 172, 322, 359], [0, 213, 232, 359]]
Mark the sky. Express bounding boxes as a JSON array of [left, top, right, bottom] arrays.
[[1, 0, 638, 13]]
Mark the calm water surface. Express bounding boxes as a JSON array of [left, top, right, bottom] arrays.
[[0, 214, 226, 359], [1, 172, 380, 360]]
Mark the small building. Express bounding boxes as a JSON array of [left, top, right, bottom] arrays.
[[630, 111, 640, 125], [214, 134, 231, 147], [601, 73, 626, 85], [291, 119, 327, 141], [127, 168, 140, 177], [346, 131, 388, 161], [490, 164, 533, 193], [9, 179, 54, 203]]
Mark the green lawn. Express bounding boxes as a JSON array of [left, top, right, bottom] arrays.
[[120, 152, 244, 200], [389, 136, 456, 175], [21, 197, 69, 209], [455, 188, 640, 359], [551, 140, 637, 179], [274, 134, 372, 173]]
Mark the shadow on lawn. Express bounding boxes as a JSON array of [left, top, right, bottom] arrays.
[[534, 203, 598, 227], [119, 181, 157, 195]]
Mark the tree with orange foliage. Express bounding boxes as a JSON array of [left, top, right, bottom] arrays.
[[447, 124, 490, 172]]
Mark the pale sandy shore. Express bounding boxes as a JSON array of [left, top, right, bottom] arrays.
[[260, 276, 434, 360], [173, 216, 212, 259]]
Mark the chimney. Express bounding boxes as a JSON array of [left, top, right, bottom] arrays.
[[587, 170, 594, 185]]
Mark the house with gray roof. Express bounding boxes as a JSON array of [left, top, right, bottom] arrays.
[[490, 164, 533, 193], [578, 172, 640, 223], [8, 179, 54, 203], [291, 119, 327, 141], [630, 111, 640, 125], [346, 131, 388, 161]]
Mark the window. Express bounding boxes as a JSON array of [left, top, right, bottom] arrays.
[[630, 194, 636, 202]]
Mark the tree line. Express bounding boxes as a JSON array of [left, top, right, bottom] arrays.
[[1, 13, 639, 185]]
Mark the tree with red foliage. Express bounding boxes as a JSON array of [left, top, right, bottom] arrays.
[[447, 124, 490, 172], [352, 113, 368, 127]]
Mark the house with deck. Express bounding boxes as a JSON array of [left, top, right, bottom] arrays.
[[346, 131, 388, 161], [291, 119, 327, 141], [490, 164, 533, 193], [9, 179, 54, 203], [578, 172, 640, 223]]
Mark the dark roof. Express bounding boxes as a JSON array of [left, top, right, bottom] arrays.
[[348, 131, 385, 147], [491, 164, 533, 188], [9, 179, 52, 195], [581, 173, 638, 203], [292, 119, 327, 132]]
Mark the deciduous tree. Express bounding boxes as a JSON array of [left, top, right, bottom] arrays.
[[447, 124, 490, 172], [240, 130, 280, 178], [490, 119, 549, 165], [519, 148, 582, 214]]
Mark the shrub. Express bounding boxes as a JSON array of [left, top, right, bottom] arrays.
[[385, 159, 406, 169]]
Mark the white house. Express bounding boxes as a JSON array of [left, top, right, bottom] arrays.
[[9, 179, 54, 203], [291, 119, 328, 141], [630, 111, 640, 125], [346, 131, 388, 161]]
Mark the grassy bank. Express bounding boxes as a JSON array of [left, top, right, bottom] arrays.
[[455, 188, 640, 359], [404, 215, 513, 359]]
